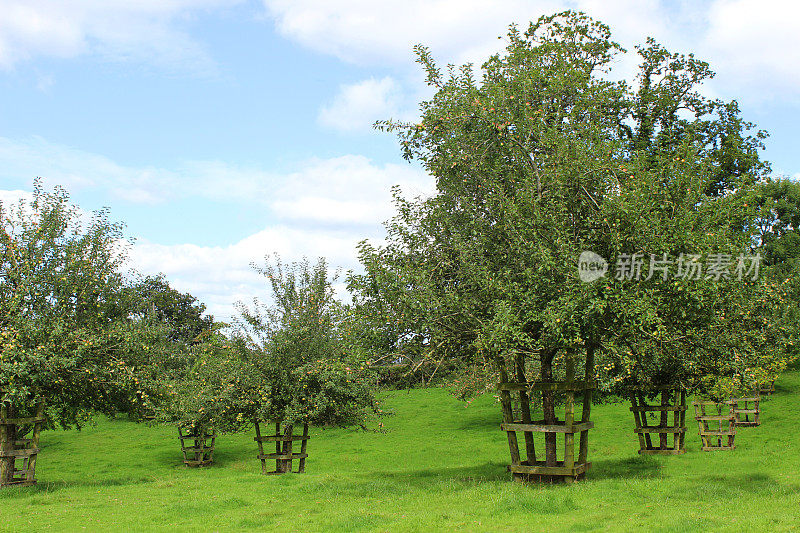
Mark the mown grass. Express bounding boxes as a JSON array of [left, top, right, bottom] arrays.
[[2, 373, 800, 532]]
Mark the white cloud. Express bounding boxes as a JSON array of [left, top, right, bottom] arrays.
[[271, 154, 431, 226], [0, 188, 33, 206], [263, 0, 562, 66], [702, 0, 800, 97], [318, 77, 404, 132], [0, 0, 242, 71], [128, 225, 377, 321], [266, 0, 800, 103], [0, 137, 434, 320], [0, 136, 432, 224]]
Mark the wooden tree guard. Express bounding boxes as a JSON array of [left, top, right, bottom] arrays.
[[693, 400, 736, 451], [629, 389, 687, 455], [177, 426, 215, 467], [254, 421, 309, 474], [496, 349, 595, 483], [759, 379, 776, 397], [0, 403, 45, 487], [730, 393, 760, 427]]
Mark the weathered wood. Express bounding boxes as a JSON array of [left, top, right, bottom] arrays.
[[0, 417, 47, 426], [1, 402, 44, 487], [500, 421, 594, 433], [255, 421, 310, 474], [633, 427, 686, 434], [298, 423, 309, 473], [514, 353, 536, 465], [0, 449, 41, 458], [693, 400, 736, 451], [563, 355, 576, 484], [177, 426, 215, 467], [730, 394, 761, 427], [577, 346, 594, 467], [629, 406, 687, 412], [258, 453, 309, 460], [497, 381, 595, 392], [254, 435, 310, 442], [507, 461, 591, 477], [498, 349, 594, 483], [497, 360, 521, 470], [629, 389, 687, 455]]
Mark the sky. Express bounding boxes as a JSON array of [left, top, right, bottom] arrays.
[[1, 0, 798, 321]]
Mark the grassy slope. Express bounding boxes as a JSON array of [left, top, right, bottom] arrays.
[[2, 373, 799, 532]]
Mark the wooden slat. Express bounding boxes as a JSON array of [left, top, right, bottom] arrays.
[[257, 453, 309, 460], [0, 448, 39, 458], [181, 446, 214, 453], [497, 381, 595, 391], [629, 406, 687, 412], [254, 435, 310, 442], [633, 427, 686, 434], [507, 462, 590, 476], [578, 346, 595, 466], [297, 423, 309, 474], [515, 352, 536, 464], [501, 421, 594, 433], [0, 417, 46, 425], [497, 360, 521, 467]]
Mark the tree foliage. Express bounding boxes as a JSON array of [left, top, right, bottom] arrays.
[[349, 11, 787, 400], [0, 182, 163, 426], [128, 274, 214, 344], [161, 256, 380, 433]]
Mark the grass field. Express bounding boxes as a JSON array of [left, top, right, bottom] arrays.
[[2, 373, 799, 532]]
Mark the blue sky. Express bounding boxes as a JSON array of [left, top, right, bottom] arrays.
[[1, 0, 798, 320]]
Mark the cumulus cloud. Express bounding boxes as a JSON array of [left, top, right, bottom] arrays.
[[263, 0, 561, 66], [0, 136, 431, 223], [0, 137, 434, 320], [702, 0, 800, 97], [271, 154, 431, 226], [128, 225, 365, 320], [266, 0, 800, 102], [0, 0, 242, 71], [318, 76, 405, 132]]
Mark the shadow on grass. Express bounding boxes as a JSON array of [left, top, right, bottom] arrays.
[[0, 476, 155, 498], [697, 472, 781, 496], [376, 461, 510, 486], [587, 455, 661, 481], [370, 456, 664, 488], [455, 412, 502, 431]]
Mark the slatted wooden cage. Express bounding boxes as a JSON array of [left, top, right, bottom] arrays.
[[759, 379, 776, 397], [629, 389, 687, 455], [177, 426, 215, 467], [730, 394, 760, 427], [0, 403, 45, 487], [496, 351, 594, 483], [693, 400, 736, 451], [254, 421, 309, 474]]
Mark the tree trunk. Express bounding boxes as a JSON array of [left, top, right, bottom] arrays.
[[0, 405, 15, 486], [278, 424, 293, 474], [659, 390, 670, 449], [541, 350, 557, 467]]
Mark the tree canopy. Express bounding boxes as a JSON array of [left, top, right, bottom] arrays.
[[349, 11, 788, 399], [0, 182, 164, 426]]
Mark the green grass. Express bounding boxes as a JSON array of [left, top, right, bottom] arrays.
[[3, 373, 800, 532]]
